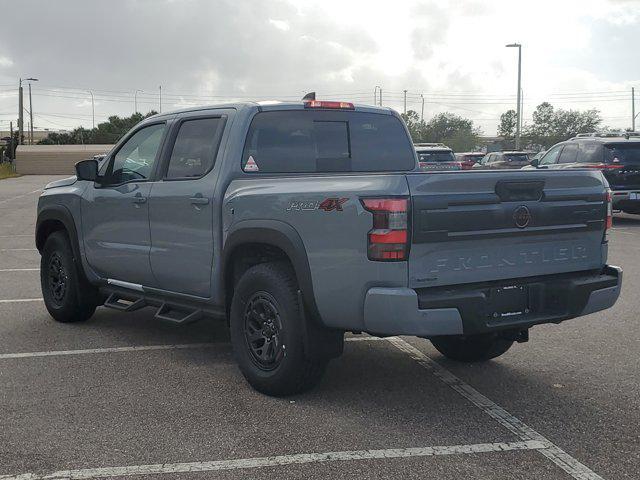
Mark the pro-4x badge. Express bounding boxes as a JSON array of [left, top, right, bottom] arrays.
[[286, 197, 348, 212]]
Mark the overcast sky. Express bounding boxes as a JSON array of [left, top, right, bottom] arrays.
[[1, 0, 638, 135]]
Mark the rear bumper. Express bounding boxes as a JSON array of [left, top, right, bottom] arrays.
[[363, 266, 622, 337], [611, 189, 640, 208]]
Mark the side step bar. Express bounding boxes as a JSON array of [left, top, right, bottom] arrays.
[[102, 290, 203, 325]]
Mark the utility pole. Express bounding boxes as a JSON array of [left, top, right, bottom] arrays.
[[18, 79, 23, 145], [420, 94, 425, 122], [88, 90, 95, 129], [134, 89, 142, 114], [27, 80, 37, 144], [373, 86, 380, 105], [159, 85, 162, 113], [506, 43, 522, 150], [403, 90, 407, 114], [379, 88, 382, 106]]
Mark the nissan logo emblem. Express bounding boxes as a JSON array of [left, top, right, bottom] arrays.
[[513, 205, 531, 228]]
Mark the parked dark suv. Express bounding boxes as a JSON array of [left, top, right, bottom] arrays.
[[525, 133, 640, 214], [473, 151, 531, 170]]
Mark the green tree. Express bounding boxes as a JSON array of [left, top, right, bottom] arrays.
[[497, 109, 517, 139], [38, 111, 158, 145], [423, 112, 481, 151], [523, 102, 601, 148], [400, 110, 425, 141]]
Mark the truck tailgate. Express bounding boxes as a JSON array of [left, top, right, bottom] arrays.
[[407, 170, 608, 289]]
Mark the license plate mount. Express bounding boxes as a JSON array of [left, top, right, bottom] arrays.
[[489, 285, 529, 320]]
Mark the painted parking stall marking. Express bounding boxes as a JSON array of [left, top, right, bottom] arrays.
[[0, 343, 216, 360], [0, 441, 547, 480]]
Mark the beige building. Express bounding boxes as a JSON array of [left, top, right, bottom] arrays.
[[15, 144, 114, 175]]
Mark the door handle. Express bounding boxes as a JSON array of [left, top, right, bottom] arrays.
[[190, 195, 210, 206], [133, 193, 147, 204]]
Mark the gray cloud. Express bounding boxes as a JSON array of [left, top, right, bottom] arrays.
[[0, 0, 378, 96]]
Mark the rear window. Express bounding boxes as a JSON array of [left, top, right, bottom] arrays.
[[417, 150, 455, 163], [504, 153, 530, 162], [605, 144, 640, 165], [242, 111, 415, 173]]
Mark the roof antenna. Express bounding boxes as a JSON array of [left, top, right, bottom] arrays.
[[302, 92, 316, 101]]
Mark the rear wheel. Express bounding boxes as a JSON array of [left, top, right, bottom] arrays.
[[40, 231, 99, 323], [430, 333, 513, 362], [230, 262, 327, 396]]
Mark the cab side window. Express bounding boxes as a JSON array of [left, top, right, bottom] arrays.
[[539, 144, 563, 166], [103, 124, 165, 185], [165, 117, 225, 179], [558, 143, 578, 164]]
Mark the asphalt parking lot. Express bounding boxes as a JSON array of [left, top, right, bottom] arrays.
[[1, 175, 639, 480]]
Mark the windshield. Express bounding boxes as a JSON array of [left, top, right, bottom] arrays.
[[417, 150, 456, 163], [605, 144, 640, 165]]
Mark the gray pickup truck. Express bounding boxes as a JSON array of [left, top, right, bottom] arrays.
[[36, 100, 622, 396]]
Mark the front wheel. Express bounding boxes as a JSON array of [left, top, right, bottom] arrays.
[[40, 231, 99, 323], [430, 333, 513, 362], [230, 262, 327, 396]]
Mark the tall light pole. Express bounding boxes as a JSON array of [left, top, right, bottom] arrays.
[[632, 87, 636, 131], [420, 94, 425, 122], [17, 78, 24, 145], [506, 43, 522, 150], [26, 78, 38, 145], [88, 90, 95, 129], [374, 86, 380, 105], [159, 85, 162, 113], [403, 89, 407, 114], [134, 89, 143, 114]]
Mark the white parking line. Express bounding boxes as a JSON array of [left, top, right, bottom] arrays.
[[388, 338, 604, 480], [0, 440, 546, 479], [0, 189, 41, 205], [0, 248, 37, 252], [0, 337, 384, 359], [0, 234, 31, 238], [0, 268, 39, 272], [0, 298, 43, 304], [0, 343, 216, 360]]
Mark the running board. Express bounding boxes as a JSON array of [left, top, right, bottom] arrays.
[[154, 302, 203, 324], [103, 292, 147, 312]]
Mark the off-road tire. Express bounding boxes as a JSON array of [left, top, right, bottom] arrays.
[[40, 231, 98, 323], [430, 333, 513, 362], [230, 262, 327, 396]]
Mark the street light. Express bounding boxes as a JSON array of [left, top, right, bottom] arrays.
[[25, 78, 38, 145], [420, 94, 425, 122], [374, 86, 381, 105], [506, 43, 522, 150]]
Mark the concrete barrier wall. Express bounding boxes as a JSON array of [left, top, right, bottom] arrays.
[[15, 145, 114, 175]]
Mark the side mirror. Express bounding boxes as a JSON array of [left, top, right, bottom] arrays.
[[75, 159, 98, 181], [530, 158, 539, 167]]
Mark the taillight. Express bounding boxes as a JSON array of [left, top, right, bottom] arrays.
[[303, 100, 355, 110], [361, 197, 409, 261], [605, 189, 612, 240]]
